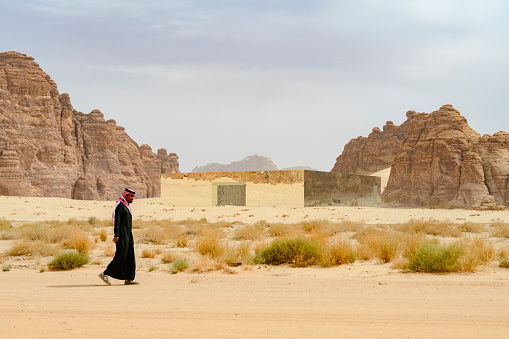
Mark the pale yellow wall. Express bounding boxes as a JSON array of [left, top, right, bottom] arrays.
[[246, 182, 304, 208], [161, 176, 212, 206], [161, 175, 245, 206], [161, 172, 305, 207]]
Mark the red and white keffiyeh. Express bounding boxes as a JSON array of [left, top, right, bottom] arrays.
[[112, 188, 135, 223]]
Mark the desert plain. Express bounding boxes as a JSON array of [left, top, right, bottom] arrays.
[[1, 195, 509, 338]]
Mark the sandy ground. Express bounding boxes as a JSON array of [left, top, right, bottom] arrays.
[[1, 195, 509, 224], [1, 195, 509, 338]]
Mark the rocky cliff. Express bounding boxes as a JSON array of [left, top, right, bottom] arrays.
[[0, 51, 179, 200], [192, 155, 278, 173], [333, 104, 508, 209]]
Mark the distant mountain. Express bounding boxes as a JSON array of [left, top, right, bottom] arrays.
[[192, 155, 278, 173]]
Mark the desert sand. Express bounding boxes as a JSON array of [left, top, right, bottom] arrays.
[[1, 196, 509, 338]]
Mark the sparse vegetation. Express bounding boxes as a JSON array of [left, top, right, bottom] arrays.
[[194, 228, 226, 259], [2, 264, 11, 271], [318, 238, 356, 267], [6, 240, 57, 257], [355, 228, 400, 263], [171, 257, 190, 274], [99, 228, 108, 242], [48, 250, 89, 270], [234, 224, 266, 240], [61, 231, 94, 254], [499, 257, 509, 268], [406, 241, 463, 273], [255, 237, 321, 267], [397, 219, 462, 237]]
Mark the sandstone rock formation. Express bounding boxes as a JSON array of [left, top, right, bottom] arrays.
[[192, 155, 278, 173], [333, 104, 509, 209], [0, 51, 179, 200], [331, 114, 421, 174]]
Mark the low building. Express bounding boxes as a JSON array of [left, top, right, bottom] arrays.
[[161, 170, 381, 208]]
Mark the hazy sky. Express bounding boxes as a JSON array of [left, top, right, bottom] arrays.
[[2, 0, 509, 172]]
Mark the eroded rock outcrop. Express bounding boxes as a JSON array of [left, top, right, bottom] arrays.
[[333, 104, 508, 209], [331, 115, 421, 174], [192, 155, 278, 173], [0, 51, 179, 199]]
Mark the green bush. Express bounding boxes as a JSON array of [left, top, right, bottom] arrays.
[[171, 257, 190, 274], [406, 241, 463, 273], [255, 237, 321, 267], [48, 250, 89, 270]]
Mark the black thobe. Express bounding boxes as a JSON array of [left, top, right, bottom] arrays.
[[104, 203, 136, 280]]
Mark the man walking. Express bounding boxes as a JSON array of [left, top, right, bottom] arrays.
[[99, 188, 138, 285]]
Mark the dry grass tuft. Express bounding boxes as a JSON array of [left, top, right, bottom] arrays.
[[233, 224, 266, 241], [0, 218, 11, 228], [141, 224, 183, 245], [98, 228, 108, 242], [189, 257, 232, 274], [318, 238, 356, 267], [61, 231, 95, 254], [142, 248, 157, 258], [6, 240, 57, 257], [194, 228, 226, 259], [161, 251, 176, 263], [458, 222, 487, 233], [458, 237, 496, 272], [267, 223, 298, 238], [176, 233, 188, 247], [397, 219, 462, 237], [355, 228, 400, 263], [491, 224, 509, 238]]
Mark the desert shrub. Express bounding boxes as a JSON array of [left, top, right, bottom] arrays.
[[214, 241, 252, 266], [406, 241, 463, 273], [161, 251, 176, 263], [142, 248, 157, 258], [141, 224, 183, 245], [176, 233, 188, 247], [0, 227, 15, 240], [355, 228, 400, 263], [2, 264, 11, 272], [300, 220, 331, 242], [99, 228, 108, 242], [255, 237, 321, 267], [148, 265, 158, 272], [267, 223, 298, 238], [499, 257, 509, 268], [0, 218, 11, 228], [234, 224, 266, 241], [491, 224, 509, 238], [61, 231, 94, 254], [458, 238, 496, 272], [48, 250, 89, 270], [319, 239, 356, 267], [400, 234, 426, 258], [6, 240, 57, 257], [170, 257, 190, 274], [194, 228, 226, 259], [458, 222, 487, 233], [17, 223, 47, 241], [397, 219, 462, 237], [88, 217, 97, 225]]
